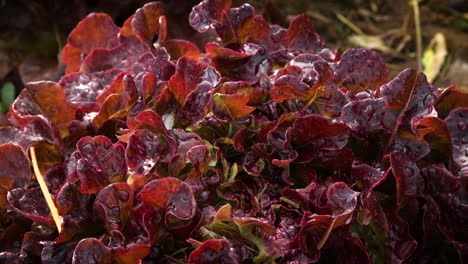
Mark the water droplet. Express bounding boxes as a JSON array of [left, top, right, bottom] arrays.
[[458, 121, 467, 130], [461, 136, 468, 144], [404, 167, 413, 176], [424, 95, 435, 106], [363, 105, 372, 113], [117, 190, 129, 203]]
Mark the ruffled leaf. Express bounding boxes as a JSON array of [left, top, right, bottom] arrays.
[[93, 183, 134, 232], [188, 238, 239, 264], [132, 2, 165, 46], [20, 81, 76, 129], [168, 56, 220, 106], [288, 114, 350, 163], [445, 107, 468, 176], [74, 136, 127, 194], [0, 144, 30, 206], [212, 93, 255, 120], [137, 177, 197, 223], [435, 85, 468, 119], [189, 0, 232, 33], [67, 13, 120, 54], [333, 48, 389, 93]]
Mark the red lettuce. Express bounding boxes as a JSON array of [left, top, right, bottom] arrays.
[[0, 1, 466, 263]]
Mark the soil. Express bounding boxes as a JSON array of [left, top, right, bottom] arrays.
[[0, 0, 467, 99]]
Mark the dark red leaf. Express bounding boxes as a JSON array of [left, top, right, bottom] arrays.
[[380, 68, 438, 129], [0, 144, 30, 207], [214, 4, 270, 45], [390, 152, 424, 205], [285, 14, 325, 53], [326, 182, 360, 225], [445, 107, 468, 176], [126, 129, 166, 174], [188, 238, 239, 264], [67, 13, 120, 54], [75, 136, 127, 194], [131, 48, 175, 81], [189, 0, 232, 33], [81, 37, 148, 73], [137, 177, 197, 222], [351, 163, 385, 194], [168, 56, 220, 106], [333, 48, 389, 93], [72, 238, 112, 264], [288, 114, 350, 163], [242, 151, 265, 176], [436, 85, 468, 119], [212, 93, 255, 120], [385, 213, 417, 263], [422, 164, 468, 260], [59, 70, 122, 111], [92, 94, 125, 129], [61, 44, 82, 73], [342, 99, 395, 133], [298, 213, 333, 260], [41, 241, 77, 264], [415, 117, 452, 162], [93, 183, 134, 231], [8, 187, 54, 224], [205, 42, 269, 83], [161, 39, 201, 60], [132, 2, 165, 46], [22, 81, 76, 129]]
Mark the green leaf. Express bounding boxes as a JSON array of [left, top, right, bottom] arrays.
[[1, 82, 15, 113]]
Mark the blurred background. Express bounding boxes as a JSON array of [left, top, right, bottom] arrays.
[[0, 0, 467, 112]]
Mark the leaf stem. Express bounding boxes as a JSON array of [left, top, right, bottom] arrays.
[[411, 0, 423, 71], [302, 86, 322, 111], [30, 147, 62, 232], [336, 13, 365, 36]]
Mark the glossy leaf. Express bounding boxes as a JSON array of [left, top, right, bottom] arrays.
[[8, 187, 54, 224], [75, 136, 127, 194], [24, 81, 76, 128], [205, 42, 269, 83], [212, 93, 255, 119], [72, 238, 112, 264], [132, 2, 165, 46], [67, 13, 119, 54], [131, 48, 175, 81], [285, 14, 324, 53], [168, 56, 219, 106], [380, 68, 438, 129], [188, 238, 239, 264], [0, 144, 30, 206], [161, 39, 201, 60], [2, 1, 465, 262], [81, 38, 148, 73], [93, 183, 134, 232], [189, 0, 232, 33], [288, 114, 350, 163], [59, 70, 122, 111], [435, 85, 468, 119], [390, 152, 424, 205], [445, 107, 468, 176], [333, 48, 389, 93], [137, 177, 197, 222]]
